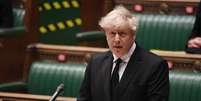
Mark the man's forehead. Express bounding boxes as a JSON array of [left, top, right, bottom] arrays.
[[106, 28, 133, 33]]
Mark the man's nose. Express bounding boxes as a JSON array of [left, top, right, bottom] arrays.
[[114, 33, 120, 41]]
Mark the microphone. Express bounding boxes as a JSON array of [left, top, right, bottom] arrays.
[[49, 83, 64, 101]]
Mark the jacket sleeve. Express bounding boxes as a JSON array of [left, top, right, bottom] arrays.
[[190, 2, 201, 39], [147, 60, 170, 101], [77, 58, 93, 101]]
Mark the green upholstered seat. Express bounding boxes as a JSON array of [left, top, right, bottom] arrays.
[[0, 82, 27, 92], [27, 62, 201, 100], [76, 31, 108, 47], [1, 60, 201, 100], [27, 61, 86, 97], [13, 8, 25, 27], [75, 14, 195, 51], [76, 31, 105, 41], [169, 71, 201, 101], [28, 61, 201, 100], [135, 14, 195, 51], [38, 0, 82, 45], [0, 8, 25, 36]]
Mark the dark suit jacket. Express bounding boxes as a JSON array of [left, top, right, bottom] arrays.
[[189, 2, 201, 39], [77, 45, 169, 101], [185, 2, 201, 53]]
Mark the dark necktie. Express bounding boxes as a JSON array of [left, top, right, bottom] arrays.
[[111, 58, 122, 98]]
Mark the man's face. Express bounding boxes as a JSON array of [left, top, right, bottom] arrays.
[[106, 28, 135, 58]]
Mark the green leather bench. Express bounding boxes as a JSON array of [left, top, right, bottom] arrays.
[[76, 14, 195, 51], [1, 60, 201, 101], [0, 61, 86, 97], [76, 31, 107, 47], [0, 8, 25, 36], [27, 61, 86, 97], [135, 14, 194, 51], [169, 71, 201, 101]]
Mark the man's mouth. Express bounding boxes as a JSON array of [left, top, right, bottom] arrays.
[[113, 46, 123, 48]]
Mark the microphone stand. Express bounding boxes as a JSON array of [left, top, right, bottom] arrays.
[[49, 83, 64, 101]]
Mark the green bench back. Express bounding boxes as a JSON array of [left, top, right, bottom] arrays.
[[0, 8, 25, 36], [13, 8, 25, 27], [27, 61, 201, 100], [169, 71, 201, 101], [27, 61, 86, 97], [76, 14, 195, 51], [135, 14, 195, 51]]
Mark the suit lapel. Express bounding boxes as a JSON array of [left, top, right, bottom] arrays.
[[101, 52, 113, 101], [117, 45, 143, 96]]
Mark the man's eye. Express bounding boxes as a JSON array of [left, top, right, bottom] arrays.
[[111, 32, 116, 35], [109, 32, 116, 36], [119, 32, 126, 36]]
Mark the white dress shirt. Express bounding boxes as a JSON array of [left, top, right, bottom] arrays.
[[112, 42, 136, 81]]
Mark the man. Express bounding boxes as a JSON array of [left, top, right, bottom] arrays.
[[77, 5, 169, 101], [186, 2, 201, 53]]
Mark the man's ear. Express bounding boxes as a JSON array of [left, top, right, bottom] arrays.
[[133, 33, 136, 40], [99, 27, 105, 32]]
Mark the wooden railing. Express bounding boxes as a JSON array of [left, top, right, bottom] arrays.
[[23, 43, 201, 78], [151, 50, 201, 71], [0, 92, 76, 101]]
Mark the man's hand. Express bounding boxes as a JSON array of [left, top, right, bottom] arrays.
[[188, 37, 201, 48]]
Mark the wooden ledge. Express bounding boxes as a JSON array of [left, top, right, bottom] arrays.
[[0, 92, 76, 101], [151, 50, 201, 60], [28, 43, 109, 54]]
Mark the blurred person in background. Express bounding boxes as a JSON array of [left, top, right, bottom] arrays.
[[186, 2, 201, 53]]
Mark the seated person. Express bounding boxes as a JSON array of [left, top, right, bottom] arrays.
[[0, 0, 13, 28], [186, 2, 201, 54]]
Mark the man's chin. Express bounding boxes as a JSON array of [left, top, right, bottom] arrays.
[[112, 51, 123, 57]]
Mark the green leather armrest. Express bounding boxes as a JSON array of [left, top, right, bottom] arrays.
[[0, 27, 26, 36], [0, 82, 27, 92], [76, 31, 105, 41]]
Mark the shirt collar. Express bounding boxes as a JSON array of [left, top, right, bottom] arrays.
[[113, 42, 136, 63]]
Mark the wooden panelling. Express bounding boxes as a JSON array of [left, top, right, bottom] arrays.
[[0, 36, 26, 83], [0, 0, 39, 83], [114, 0, 200, 15], [80, 0, 105, 31]]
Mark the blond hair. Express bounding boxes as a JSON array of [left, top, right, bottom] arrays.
[[99, 5, 138, 32]]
